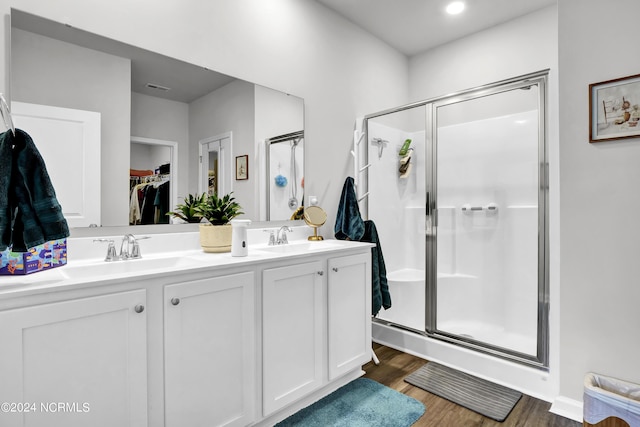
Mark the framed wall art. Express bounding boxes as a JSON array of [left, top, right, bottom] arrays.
[[235, 155, 248, 180], [590, 73, 640, 142]]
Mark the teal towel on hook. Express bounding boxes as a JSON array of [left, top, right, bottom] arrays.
[[0, 129, 69, 252], [334, 177, 365, 241], [334, 177, 390, 315]]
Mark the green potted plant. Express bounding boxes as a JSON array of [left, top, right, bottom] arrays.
[[167, 193, 206, 223], [194, 192, 244, 253]]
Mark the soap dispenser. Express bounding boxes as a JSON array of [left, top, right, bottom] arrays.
[[231, 219, 251, 257]]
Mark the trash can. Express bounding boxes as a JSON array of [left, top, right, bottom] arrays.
[[584, 373, 640, 427]]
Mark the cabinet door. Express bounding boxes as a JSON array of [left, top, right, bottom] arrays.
[[328, 252, 372, 380], [164, 272, 255, 427], [0, 290, 148, 427], [262, 261, 324, 416]]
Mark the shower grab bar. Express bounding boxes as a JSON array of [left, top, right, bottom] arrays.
[[461, 203, 497, 212]]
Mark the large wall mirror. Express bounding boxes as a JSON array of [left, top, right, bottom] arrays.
[[9, 9, 305, 230]]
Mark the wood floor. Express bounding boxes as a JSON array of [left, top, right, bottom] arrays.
[[363, 344, 581, 427]]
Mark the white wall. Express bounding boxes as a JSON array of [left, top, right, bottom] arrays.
[[409, 6, 558, 102], [558, 0, 640, 404]]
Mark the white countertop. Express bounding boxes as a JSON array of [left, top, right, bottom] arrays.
[[0, 229, 373, 297]]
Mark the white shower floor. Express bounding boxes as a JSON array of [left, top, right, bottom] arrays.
[[437, 320, 537, 356]]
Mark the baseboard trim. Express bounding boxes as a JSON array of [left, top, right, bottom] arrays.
[[550, 396, 583, 422]]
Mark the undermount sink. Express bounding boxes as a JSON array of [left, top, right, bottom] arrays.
[[60, 256, 199, 280], [255, 240, 343, 254]]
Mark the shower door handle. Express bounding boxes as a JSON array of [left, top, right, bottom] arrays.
[[426, 192, 435, 234], [426, 192, 429, 214]]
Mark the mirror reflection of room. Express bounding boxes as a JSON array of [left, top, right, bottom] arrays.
[[10, 9, 305, 228]]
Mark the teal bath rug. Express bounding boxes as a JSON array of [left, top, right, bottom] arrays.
[[276, 378, 425, 426], [405, 362, 522, 422]]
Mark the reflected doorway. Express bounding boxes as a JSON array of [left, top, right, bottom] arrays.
[[129, 136, 178, 225], [199, 132, 232, 196]]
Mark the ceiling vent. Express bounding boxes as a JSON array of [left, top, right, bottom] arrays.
[[146, 83, 171, 92]]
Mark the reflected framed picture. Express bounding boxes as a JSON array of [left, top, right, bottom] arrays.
[[236, 155, 248, 180], [590, 73, 640, 142]]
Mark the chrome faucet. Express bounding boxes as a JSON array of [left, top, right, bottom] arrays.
[[276, 226, 292, 245], [120, 234, 147, 260]]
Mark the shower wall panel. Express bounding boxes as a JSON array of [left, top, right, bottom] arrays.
[[367, 116, 426, 329]]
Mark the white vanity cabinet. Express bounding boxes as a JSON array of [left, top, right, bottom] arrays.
[[261, 251, 372, 419], [327, 252, 372, 380], [163, 271, 256, 427], [0, 238, 373, 427], [262, 260, 325, 416], [0, 289, 148, 427]]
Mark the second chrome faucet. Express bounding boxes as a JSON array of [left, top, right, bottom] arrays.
[[265, 226, 293, 246], [95, 234, 150, 261]]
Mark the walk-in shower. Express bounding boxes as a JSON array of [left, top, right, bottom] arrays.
[[361, 71, 549, 368]]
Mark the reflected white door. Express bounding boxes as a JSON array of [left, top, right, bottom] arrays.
[[199, 132, 232, 196], [11, 102, 101, 227]]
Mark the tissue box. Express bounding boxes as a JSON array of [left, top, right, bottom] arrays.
[[0, 239, 67, 275]]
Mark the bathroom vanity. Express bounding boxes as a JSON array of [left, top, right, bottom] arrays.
[[0, 233, 372, 427]]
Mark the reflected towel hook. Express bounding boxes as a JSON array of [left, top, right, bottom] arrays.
[[0, 93, 15, 136]]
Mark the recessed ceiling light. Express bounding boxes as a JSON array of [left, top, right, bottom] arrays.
[[446, 1, 465, 15]]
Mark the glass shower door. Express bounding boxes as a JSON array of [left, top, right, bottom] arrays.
[[428, 78, 548, 365], [366, 105, 427, 331]]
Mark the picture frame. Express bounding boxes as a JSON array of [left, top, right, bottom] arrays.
[[589, 73, 640, 142], [235, 155, 248, 180]]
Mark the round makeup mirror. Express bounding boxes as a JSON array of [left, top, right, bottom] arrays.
[[303, 206, 327, 241]]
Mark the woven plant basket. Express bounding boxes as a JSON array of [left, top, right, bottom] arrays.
[[199, 223, 232, 253]]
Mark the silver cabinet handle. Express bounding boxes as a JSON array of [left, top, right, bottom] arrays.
[[317, 271, 324, 276], [171, 298, 180, 306], [332, 267, 339, 272], [134, 304, 145, 313]]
